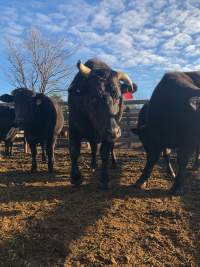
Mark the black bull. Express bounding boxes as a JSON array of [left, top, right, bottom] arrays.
[[68, 58, 137, 188], [0, 88, 64, 172], [132, 71, 200, 195]]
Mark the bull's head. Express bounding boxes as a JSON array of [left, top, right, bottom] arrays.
[[0, 88, 44, 128], [77, 60, 137, 141]]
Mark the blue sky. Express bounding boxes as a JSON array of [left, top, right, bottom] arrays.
[[0, 0, 200, 100]]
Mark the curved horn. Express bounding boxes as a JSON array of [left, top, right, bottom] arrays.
[[77, 60, 91, 77], [117, 71, 133, 91]]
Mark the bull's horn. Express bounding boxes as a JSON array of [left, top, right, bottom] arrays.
[[117, 71, 133, 90], [77, 61, 91, 77]]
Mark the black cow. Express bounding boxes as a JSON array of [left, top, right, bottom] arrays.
[[132, 71, 200, 195], [68, 58, 137, 188], [0, 88, 64, 172], [0, 104, 16, 156]]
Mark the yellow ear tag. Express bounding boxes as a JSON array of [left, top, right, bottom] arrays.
[[36, 99, 42, 105]]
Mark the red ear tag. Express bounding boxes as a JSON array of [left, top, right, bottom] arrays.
[[123, 92, 133, 100]]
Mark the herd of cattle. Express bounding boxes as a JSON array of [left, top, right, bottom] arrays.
[[1, 58, 200, 196]]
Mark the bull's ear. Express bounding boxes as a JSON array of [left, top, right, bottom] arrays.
[[0, 94, 14, 103], [131, 128, 139, 135]]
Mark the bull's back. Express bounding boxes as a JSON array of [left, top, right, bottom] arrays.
[[147, 72, 200, 147], [28, 97, 64, 141]]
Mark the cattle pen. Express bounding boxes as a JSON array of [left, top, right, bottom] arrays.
[[0, 99, 200, 266]]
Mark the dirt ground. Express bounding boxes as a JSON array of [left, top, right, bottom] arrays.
[[0, 145, 200, 267]]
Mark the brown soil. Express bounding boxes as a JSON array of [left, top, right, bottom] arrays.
[[0, 146, 199, 267]]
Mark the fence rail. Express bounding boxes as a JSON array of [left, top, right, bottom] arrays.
[[60, 99, 148, 149], [1, 99, 148, 153]]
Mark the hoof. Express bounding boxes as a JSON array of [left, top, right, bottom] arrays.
[[48, 168, 54, 173], [31, 168, 37, 173], [15, 181, 25, 186], [101, 182, 109, 190], [70, 175, 83, 187], [168, 186, 184, 196], [132, 181, 146, 189], [111, 162, 117, 169], [192, 164, 200, 170], [70, 179, 82, 187]]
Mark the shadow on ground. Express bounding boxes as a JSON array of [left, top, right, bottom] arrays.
[[0, 149, 200, 266]]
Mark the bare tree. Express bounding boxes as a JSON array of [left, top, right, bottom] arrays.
[[6, 28, 76, 94]]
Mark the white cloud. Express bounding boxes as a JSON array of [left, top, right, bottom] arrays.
[[4, 22, 24, 36], [91, 10, 112, 30], [98, 53, 118, 66], [163, 33, 193, 50]]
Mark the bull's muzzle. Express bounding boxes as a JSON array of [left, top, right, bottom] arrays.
[[107, 118, 121, 140]]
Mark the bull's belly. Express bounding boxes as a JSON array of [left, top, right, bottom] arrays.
[[151, 128, 200, 149], [70, 127, 100, 142]]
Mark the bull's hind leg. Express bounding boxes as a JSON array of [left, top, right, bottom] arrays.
[[89, 141, 98, 172], [29, 142, 37, 172], [110, 143, 117, 168], [169, 147, 191, 195], [100, 141, 112, 189], [46, 138, 56, 172], [4, 141, 9, 157], [133, 149, 161, 189], [69, 138, 82, 186]]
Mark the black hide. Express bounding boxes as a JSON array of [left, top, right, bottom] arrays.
[[133, 71, 200, 195]]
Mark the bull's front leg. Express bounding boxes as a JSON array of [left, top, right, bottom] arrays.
[[133, 149, 160, 189], [4, 141, 9, 157], [110, 143, 117, 168], [89, 140, 98, 172], [41, 141, 46, 162], [69, 138, 82, 186], [100, 141, 112, 189], [29, 142, 37, 172]]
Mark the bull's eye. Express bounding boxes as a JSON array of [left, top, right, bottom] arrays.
[[110, 84, 118, 98]]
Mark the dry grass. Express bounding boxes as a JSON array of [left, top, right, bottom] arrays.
[[0, 146, 199, 267]]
